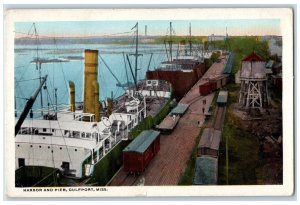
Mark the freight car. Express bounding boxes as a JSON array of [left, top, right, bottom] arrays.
[[199, 75, 229, 96], [123, 130, 160, 174], [197, 128, 221, 158], [199, 82, 213, 96], [194, 91, 228, 185], [193, 156, 218, 185], [210, 75, 229, 89], [216, 90, 228, 107]]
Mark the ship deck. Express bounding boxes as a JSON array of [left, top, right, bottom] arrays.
[[146, 97, 169, 117], [109, 57, 227, 186], [113, 80, 171, 115]]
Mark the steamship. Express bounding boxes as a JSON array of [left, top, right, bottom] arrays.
[[14, 22, 173, 185], [15, 49, 171, 182], [146, 23, 209, 101]]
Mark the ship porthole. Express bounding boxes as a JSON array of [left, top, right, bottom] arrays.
[[17, 145, 20, 147], [30, 145, 33, 148], [48, 146, 50, 149], [51, 150, 53, 153], [60, 147, 62, 150], [39, 146, 41, 148], [75, 149, 77, 152]]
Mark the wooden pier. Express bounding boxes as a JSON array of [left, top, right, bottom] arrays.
[[109, 58, 228, 186]]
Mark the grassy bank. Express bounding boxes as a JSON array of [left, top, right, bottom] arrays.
[[217, 36, 272, 184], [218, 84, 261, 185]]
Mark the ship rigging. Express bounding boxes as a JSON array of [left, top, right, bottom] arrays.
[[14, 22, 172, 186]]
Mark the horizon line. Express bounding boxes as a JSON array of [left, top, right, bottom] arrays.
[[14, 34, 282, 39]]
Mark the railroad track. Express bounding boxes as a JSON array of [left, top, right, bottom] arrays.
[[117, 173, 140, 186], [214, 106, 225, 131], [187, 95, 203, 106]]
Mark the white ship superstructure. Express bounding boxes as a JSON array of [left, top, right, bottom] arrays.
[[15, 105, 141, 178], [15, 49, 170, 178]]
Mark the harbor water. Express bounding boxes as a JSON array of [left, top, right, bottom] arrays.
[[14, 43, 169, 114]]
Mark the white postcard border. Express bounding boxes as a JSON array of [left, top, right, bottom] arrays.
[[4, 8, 294, 197]]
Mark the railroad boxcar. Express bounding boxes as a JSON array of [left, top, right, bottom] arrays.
[[210, 76, 222, 89], [123, 130, 160, 174], [216, 78, 222, 89], [217, 90, 228, 107], [199, 82, 212, 96], [210, 75, 228, 90], [221, 76, 228, 86], [197, 128, 221, 158], [210, 81, 217, 92], [193, 156, 218, 185]]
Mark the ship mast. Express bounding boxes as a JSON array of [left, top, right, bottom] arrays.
[[189, 23, 192, 56], [134, 22, 139, 87], [33, 23, 44, 116], [225, 27, 231, 51], [129, 22, 142, 91], [122, 52, 130, 87], [168, 22, 173, 62]]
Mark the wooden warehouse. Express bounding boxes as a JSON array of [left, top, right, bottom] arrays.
[[123, 130, 160, 174]]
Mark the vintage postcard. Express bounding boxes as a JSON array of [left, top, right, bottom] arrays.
[[4, 8, 294, 197]]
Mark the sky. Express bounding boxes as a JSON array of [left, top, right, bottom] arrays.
[[14, 19, 281, 38]]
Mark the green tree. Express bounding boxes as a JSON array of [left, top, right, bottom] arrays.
[[210, 52, 220, 63]]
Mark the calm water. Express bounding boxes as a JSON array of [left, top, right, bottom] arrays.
[[14, 43, 171, 113]]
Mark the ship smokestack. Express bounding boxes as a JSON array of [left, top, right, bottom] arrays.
[[83, 49, 100, 122], [69, 81, 76, 112]]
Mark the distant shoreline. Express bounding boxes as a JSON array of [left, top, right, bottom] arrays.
[[15, 35, 282, 46]]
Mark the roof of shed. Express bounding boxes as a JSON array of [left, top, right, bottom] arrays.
[[223, 53, 235, 74], [193, 156, 218, 185], [217, 91, 228, 104], [170, 103, 189, 115], [199, 128, 221, 150], [242, 52, 264, 62], [123, 130, 160, 154], [265, 60, 275, 68]]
